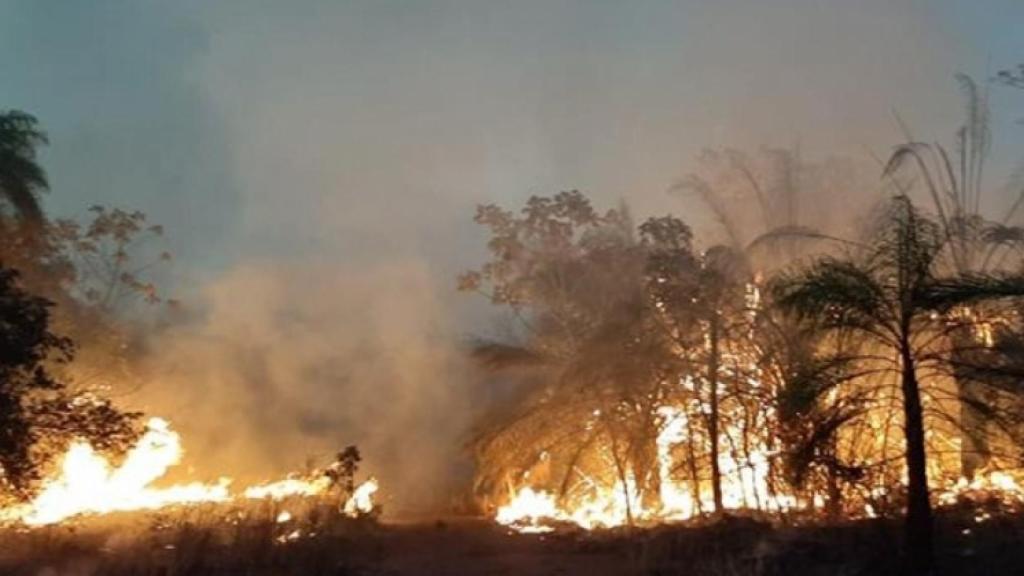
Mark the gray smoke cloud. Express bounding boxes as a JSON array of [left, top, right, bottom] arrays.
[[136, 260, 476, 513]]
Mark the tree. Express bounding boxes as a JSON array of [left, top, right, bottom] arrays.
[[641, 216, 758, 513], [460, 191, 676, 523], [0, 205, 175, 403], [768, 318, 866, 519], [0, 263, 139, 498], [883, 73, 1024, 477], [771, 196, 1024, 573], [666, 148, 872, 514], [0, 111, 48, 230]]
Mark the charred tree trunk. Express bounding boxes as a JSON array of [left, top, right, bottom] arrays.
[[708, 313, 724, 513], [900, 342, 935, 574]]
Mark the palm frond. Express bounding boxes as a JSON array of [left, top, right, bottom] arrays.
[[883, 142, 952, 237], [669, 175, 743, 250], [0, 110, 49, 224], [746, 225, 863, 255], [919, 273, 1024, 312], [982, 223, 1024, 246], [771, 259, 890, 333]]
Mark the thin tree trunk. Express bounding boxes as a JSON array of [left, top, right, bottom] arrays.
[[684, 414, 703, 515], [708, 313, 724, 513], [608, 428, 634, 527], [826, 434, 842, 522], [900, 343, 935, 574], [951, 327, 989, 478]]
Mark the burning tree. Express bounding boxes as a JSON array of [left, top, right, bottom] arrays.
[[883, 74, 1024, 478], [772, 195, 1024, 573], [0, 263, 140, 499], [462, 185, 1024, 573], [640, 216, 779, 515], [0, 110, 145, 499], [461, 192, 802, 528], [459, 191, 664, 526], [660, 147, 873, 516]]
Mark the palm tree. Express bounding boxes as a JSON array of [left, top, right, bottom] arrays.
[[0, 110, 48, 226], [883, 74, 1024, 477], [675, 147, 864, 273], [771, 196, 1024, 573]]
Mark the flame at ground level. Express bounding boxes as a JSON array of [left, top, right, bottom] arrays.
[[495, 469, 1024, 533], [0, 417, 379, 526], [494, 404, 1024, 533]]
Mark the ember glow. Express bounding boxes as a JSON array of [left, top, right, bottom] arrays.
[[937, 470, 1024, 510], [0, 417, 379, 526]]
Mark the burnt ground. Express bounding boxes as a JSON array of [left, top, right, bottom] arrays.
[[1, 509, 1023, 575]]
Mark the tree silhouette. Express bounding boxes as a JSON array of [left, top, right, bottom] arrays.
[[772, 196, 1024, 573], [459, 192, 664, 521], [0, 111, 48, 228], [641, 216, 755, 513], [0, 263, 139, 498], [883, 73, 1024, 477]]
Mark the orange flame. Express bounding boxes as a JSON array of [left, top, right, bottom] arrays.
[[0, 417, 379, 526]]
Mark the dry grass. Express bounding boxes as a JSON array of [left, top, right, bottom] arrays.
[[2, 504, 1024, 575]]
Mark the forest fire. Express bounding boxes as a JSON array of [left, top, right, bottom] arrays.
[[491, 383, 1024, 534], [495, 404, 798, 533], [495, 432, 1024, 534], [0, 418, 378, 527]]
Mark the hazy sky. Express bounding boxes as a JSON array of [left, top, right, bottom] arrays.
[[1, 1, 1022, 292]]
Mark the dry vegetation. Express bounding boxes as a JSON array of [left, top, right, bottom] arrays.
[[3, 506, 1024, 576]]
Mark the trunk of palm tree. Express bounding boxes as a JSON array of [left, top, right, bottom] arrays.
[[900, 342, 935, 574], [707, 312, 724, 513]]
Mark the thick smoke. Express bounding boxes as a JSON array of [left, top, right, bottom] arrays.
[[135, 261, 475, 513]]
